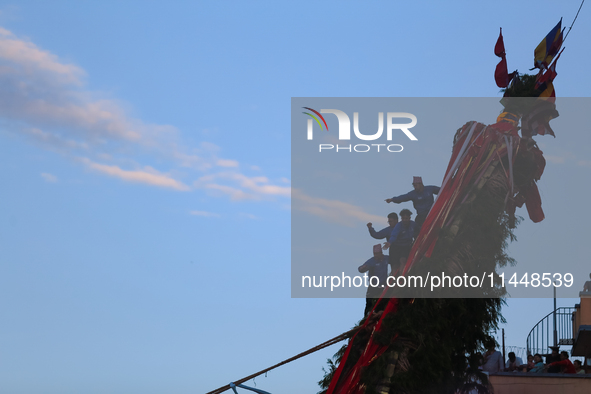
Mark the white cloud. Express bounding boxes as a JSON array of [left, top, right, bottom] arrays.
[[40, 172, 57, 183], [80, 158, 190, 191], [0, 27, 190, 156], [292, 189, 383, 226], [216, 158, 239, 168], [0, 27, 291, 202], [0, 31, 147, 143], [203, 183, 257, 201], [171, 151, 212, 171], [0, 27, 83, 85], [190, 210, 220, 218], [195, 171, 290, 201], [23, 127, 89, 151]]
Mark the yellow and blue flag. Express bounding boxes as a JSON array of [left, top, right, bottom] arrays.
[[534, 19, 563, 69]]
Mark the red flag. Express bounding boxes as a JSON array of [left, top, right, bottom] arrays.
[[494, 28, 505, 57], [537, 49, 561, 86], [522, 183, 545, 223], [495, 57, 509, 88], [494, 28, 514, 88]]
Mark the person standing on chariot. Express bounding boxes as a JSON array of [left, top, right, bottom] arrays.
[[383, 209, 415, 276], [366, 212, 398, 241], [385, 176, 440, 236], [358, 244, 389, 316]]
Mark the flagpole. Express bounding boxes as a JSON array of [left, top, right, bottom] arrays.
[[563, 0, 585, 43], [546, 47, 566, 72]]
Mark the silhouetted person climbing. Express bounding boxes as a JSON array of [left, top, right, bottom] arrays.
[[385, 176, 440, 236]]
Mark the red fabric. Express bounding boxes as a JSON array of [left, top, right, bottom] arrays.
[[521, 183, 545, 223], [494, 28, 505, 57], [537, 66, 556, 86], [326, 300, 399, 394], [494, 28, 515, 88], [549, 359, 576, 374], [532, 147, 546, 180], [406, 123, 516, 272], [493, 120, 518, 133], [495, 57, 510, 88]]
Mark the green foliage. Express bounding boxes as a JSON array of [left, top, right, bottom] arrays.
[[317, 358, 337, 394], [318, 320, 368, 394], [502, 73, 539, 98], [363, 298, 502, 394], [318, 299, 503, 394], [500, 73, 544, 115]]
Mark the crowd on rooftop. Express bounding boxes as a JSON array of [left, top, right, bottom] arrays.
[[480, 344, 586, 374]]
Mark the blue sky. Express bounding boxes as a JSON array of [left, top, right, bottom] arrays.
[[0, 1, 589, 393]]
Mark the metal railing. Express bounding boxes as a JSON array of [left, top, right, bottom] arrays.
[[526, 307, 576, 356]]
